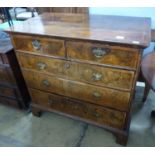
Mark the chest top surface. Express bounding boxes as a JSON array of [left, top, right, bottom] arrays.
[[5, 13, 151, 47]]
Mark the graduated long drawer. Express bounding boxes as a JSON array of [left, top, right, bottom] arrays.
[[22, 69, 130, 111], [30, 88, 126, 129], [16, 52, 135, 91]]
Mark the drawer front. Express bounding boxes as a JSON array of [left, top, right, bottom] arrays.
[[0, 96, 19, 108], [17, 52, 134, 90], [30, 89, 126, 129], [67, 41, 139, 69], [23, 70, 130, 111], [0, 86, 21, 98], [69, 61, 134, 91], [0, 65, 16, 85], [16, 52, 68, 77], [12, 35, 65, 58], [23, 69, 65, 95]]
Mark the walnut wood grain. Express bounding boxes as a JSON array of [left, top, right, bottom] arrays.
[[69, 61, 134, 91], [36, 7, 89, 14], [30, 88, 126, 129], [23, 69, 130, 111], [6, 13, 151, 145], [5, 13, 151, 47], [67, 41, 140, 69], [16, 52, 135, 91], [12, 35, 65, 58]]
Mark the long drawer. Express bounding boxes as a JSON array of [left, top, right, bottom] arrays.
[[0, 65, 16, 85], [16, 52, 134, 91], [66, 41, 139, 69], [12, 35, 65, 58], [22, 70, 130, 111], [30, 88, 126, 129]]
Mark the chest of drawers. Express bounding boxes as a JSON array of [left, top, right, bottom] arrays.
[[0, 38, 30, 108], [5, 13, 151, 145]]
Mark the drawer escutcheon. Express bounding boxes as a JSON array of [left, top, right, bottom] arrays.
[[48, 98, 53, 105], [36, 62, 47, 70], [92, 112, 100, 118], [92, 47, 110, 58], [64, 63, 70, 69], [42, 79, 51, 87], [32, 40, 41, 50], [93, 92, 102, 99], [92, 73, 103, 81]]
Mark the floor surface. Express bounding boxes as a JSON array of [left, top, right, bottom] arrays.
[[0, 85, 155, 147]]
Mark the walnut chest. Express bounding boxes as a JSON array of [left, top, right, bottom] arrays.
[[5, 13, 151, 145]]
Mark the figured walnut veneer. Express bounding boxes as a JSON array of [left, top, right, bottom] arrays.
[[5, 13, 151, 145]]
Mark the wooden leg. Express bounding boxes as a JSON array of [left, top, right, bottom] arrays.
[[115, 133, 128, 146], [151, 110, 155, 118], [32, 107, 42, 117], [142, 81, 150, 102]]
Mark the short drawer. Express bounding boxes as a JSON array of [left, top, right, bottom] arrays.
[[67, 41, 139, 69], [17, 52, 134, 90], [0, 85, 21, 99], [0, 65, 16, 85], [16, 52, 68, 77], [30, 88, 126, 129], [12, 35, 65, 58], [23, 70, 130, 111]]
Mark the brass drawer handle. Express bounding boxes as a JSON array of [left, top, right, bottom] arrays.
[[74, 105, 78, 109], [42, 79, 51, 87], [64, 63, 70, 69], [92, 47, 110, 58], [36, 62, 47, 70], [32, 40, 41, 50], [93, 92, 101, 98], [92, 73, 102, 81], [92, 112, 100, 118], [48, 98, 53, 105]]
